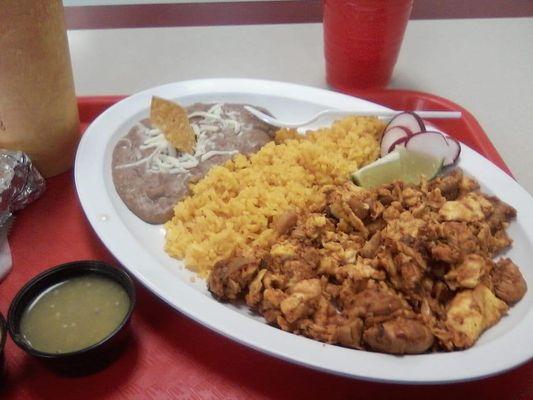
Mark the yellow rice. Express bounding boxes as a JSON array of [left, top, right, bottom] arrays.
[[164, 116, 384, 276]]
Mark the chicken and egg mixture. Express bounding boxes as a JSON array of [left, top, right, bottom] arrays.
[[208, 170, 526, 354]]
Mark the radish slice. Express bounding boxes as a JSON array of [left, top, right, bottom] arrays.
[[386, 129, 426, 154], [405, 131, 454, 162], [380, 126, 410, 157], [385, 112, 425, 135], [387, 136, 409, 153], [444, 136, 461, 166]]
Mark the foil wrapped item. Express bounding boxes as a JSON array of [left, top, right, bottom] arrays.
[[0, 150, 45, 227], [0, 150, 45, 280]]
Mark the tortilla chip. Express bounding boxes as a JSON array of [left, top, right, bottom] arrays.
[[150, 97, 196, 154]]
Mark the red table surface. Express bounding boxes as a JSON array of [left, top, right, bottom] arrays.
[[0, 91, 531, 400]]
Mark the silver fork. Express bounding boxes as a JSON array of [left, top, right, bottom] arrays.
[[244, 106, 462, 129]]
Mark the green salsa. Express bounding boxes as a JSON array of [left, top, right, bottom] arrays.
[[20, 274, 130, 354]]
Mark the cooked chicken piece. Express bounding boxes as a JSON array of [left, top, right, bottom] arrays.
[[307, 214, 329, 234], [262, 271, 287, 290], [208, 257, 260, 300], [439, 221, 481, 255], [445, 254, 490, 290], [466, 191, 494, 213], [245, 269, 267, 306], [491, 258, 527, 305], [366, 219, 387, 236], [329, 182, 370, 205], [341, 248, 358, 264], [382, 212, 426, 241], [439, 192, 492, 222], [382, 203, 401, 221], [363, 317, 434, 354], [328, 185, 369, 236], [445, 284, 508, 348], [430, 243, 463, 264], [294, 315, 363, 349], [399, 261, 423, 290], [312, 291, 334, 325], [347, 193, 371, 220], [280, 279, 322, 323], [432, 281, 454, 305], [318, 255, 339, 276], [425, 187, 447, 209], [263, 288, 287, 308], [459, 174, 480, 195], [402, 187, 424, 208], [377, 250, 398, 279], [270, 242, 298, 260], [429, 169, 463, 200], [360, 231, 381, 258], [348, 284, 407, 317], [490, 229, 513, 253], [333, 319, 363, 348], [261, 288, 287, 323], [345, 259, 386, 281], [395, 242, 427, 269], [376, 187, 394, 205], [486, 197, 516, 232], [272, 210, 298, 235]]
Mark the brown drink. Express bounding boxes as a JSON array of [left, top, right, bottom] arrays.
[[0, 0, 80, 177]]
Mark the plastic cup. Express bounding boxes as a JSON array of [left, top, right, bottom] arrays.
[[0, 0, 80, 177], [323, 0, 414, 91]]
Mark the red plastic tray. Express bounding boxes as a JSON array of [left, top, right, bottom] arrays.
[[1, 92, 530, 400]]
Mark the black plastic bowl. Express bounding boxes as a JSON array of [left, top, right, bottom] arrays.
[[7, 260, 136, 375]]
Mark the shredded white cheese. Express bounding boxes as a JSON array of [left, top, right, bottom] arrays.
[[187, 111, 222, 120], [115, 104, 244, 174], [201, 150, 239, 162], [114, 147, 159, 170], [197, 125, 220, 133]]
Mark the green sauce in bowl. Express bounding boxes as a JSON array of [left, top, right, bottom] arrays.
[[20, 274, 130, 354]]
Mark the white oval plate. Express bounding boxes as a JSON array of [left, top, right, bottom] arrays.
[[75, 79, 533, 384]]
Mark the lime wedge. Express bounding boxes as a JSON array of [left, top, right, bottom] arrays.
[[352, 149, 443, 188]]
